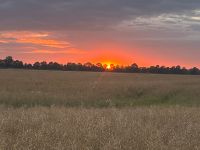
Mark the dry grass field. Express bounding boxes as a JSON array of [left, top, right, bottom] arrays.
[[0, 69, 200, 107], [0, 69, 200, 149], [0, 106, 200, 150]]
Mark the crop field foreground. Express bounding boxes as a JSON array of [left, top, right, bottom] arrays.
[[0, 106, 200, 150], [0, 69, 200, 107]]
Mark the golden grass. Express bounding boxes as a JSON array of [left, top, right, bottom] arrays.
[[1, 70, 200, 149], [0, 106, 200, 150], [0, 69, 200, 107]]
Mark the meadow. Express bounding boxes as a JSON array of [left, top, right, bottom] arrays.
[[0, 69, 200, 149], [1, 69, 200, 107]]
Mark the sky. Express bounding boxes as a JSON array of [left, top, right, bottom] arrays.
[[0, 0, 200, 67]]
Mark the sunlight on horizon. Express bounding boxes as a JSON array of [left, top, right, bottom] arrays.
[[106, 64, 111, 69]]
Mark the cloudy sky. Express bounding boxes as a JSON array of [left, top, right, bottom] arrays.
[[0, 0, 200, 67]]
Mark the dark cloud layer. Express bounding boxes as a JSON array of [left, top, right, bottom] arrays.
[[0, 0, 200, 30]]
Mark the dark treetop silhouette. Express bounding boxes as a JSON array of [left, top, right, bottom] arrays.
[[0, 56, 200, 75]]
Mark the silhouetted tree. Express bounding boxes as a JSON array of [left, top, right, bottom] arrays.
[[103, 64, 108, 70], [0, 56, 200, 75], [66, 63, 79, 71], [40, 61, 48, 70], [24, 63, 32, 69], [189, 67, 200, 75], [0, 59, 6, 68], [33, 62, 41, 69], [48, 62, 62, 70], [4, 56, 13, 67], [12, 60, 23, 68], [96, 63, 104, 72]]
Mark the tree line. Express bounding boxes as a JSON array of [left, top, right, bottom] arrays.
[[0, 56, 200, 75]]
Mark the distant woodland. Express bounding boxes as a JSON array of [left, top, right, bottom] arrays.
[[0, 56, 200, 75]]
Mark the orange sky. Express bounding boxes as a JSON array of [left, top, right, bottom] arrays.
[[0, 31, 200, 68]]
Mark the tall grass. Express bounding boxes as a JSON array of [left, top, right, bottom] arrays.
[[0, 69, 200, 107], [0, 106, 200, 150]]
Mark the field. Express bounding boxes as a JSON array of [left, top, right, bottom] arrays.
[[0, 69, 200, 149], [1, 107, 200, 150], [1, 69, 200, 107]]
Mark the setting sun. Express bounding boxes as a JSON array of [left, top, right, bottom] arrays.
[[103, 61, 115, 70], [106, 64, 111, 69]]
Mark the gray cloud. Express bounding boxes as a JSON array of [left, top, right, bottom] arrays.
[[0, 0, 200, 30]]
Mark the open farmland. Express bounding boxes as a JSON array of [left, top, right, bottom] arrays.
[[0, 69, 200, 107], [1, 69, 200, 150]]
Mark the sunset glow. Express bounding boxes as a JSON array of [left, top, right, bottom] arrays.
[[106, 64, 111, 69], [1, 1, 200, 149], [0, 1, 200, 68]]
